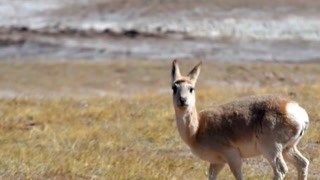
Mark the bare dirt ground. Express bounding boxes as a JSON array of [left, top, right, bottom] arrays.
[[0, 60, 319, 98]]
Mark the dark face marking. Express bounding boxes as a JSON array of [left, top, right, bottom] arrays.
[[172, 79, 196, 109], [172, 84, 178, 94]]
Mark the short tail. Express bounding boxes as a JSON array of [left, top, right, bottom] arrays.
[[286, 102, 309, 137]]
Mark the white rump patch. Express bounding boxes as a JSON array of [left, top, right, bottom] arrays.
[[286, 102, 309, 134]]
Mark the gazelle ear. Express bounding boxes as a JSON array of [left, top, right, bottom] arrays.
[[187, 61, 202, 85], [172, 59, 181, 83]]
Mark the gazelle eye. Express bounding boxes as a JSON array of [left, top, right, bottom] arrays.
[[189, 87, 194, 93], [172, 85, 178, 94]]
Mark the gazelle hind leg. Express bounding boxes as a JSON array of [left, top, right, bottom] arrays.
[[208, 163, 225, 180], [259, 142, 288, 180], [283, 145, 309, 180]]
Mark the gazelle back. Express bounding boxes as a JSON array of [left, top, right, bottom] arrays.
[[171, 60, 309, 180]]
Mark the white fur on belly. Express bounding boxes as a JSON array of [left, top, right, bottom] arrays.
[[286, 102, 309, 134]]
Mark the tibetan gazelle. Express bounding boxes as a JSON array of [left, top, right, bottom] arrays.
[[171, 60, 309, 180]]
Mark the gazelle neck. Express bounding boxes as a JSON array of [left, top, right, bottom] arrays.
[[175, 106, 199, 146]]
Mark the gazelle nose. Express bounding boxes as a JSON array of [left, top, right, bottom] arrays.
[[179, 97, 187, 104]]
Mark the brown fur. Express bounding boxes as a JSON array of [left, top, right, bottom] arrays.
[[196, 95, 299, 149], [174, 78, 193, 85]]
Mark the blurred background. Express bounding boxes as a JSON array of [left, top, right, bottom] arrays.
[[1, 0, 320, 62], [0, 1, 320, 179]]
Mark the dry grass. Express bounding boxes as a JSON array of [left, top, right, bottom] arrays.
[[0, 60, 319, 179]]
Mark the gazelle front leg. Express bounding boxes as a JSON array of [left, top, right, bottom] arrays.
[[224, 149, 243, 180], [208, 163, 225, 180]]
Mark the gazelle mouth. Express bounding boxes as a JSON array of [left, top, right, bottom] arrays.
[[178, 103, 189, 108]]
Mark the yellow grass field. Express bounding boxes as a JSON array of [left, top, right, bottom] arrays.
[[0, 60, 319, 179]]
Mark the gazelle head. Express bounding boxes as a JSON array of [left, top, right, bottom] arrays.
[[171, 60, 201, 111]]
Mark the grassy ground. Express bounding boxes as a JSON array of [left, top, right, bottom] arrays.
[[0, 60, 319, 179]]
